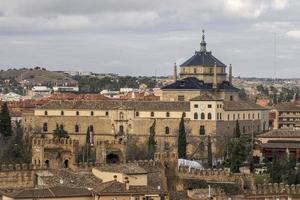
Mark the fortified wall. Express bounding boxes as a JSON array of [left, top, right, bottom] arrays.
[[0, 163, 43, 188]]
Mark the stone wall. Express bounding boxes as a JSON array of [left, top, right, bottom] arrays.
[[177, 166, 234, 183], [0, 163, 43, 188], [251, 183, 300, 195]]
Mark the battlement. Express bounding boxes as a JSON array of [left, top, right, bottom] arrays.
[[0, 163, 44, 171], [127, 159, 158, 167], [177, 166, 234, 182], [154, 152, 178, 162], [252, 183, 300, 195], [178, 166, 231, 176], [32, 138, 79, 149]]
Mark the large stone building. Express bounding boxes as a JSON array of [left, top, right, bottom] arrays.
[[272, 101, 300, 129], [23, 93, 269, 164], [159, 30, 239, 102]]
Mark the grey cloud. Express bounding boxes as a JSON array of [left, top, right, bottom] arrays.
[[0, 0, 299, 78]]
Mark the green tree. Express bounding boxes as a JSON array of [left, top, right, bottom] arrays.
[[268, 153, 300, 184], [0, 102, 12, 138], [85, 127, 91, 162], [2, 121, 31, 163], [126, 135, 149, 161], [234, 120, 241, 138], [53, 124, 69, 139], [148, 120, 156, 159], [178, 115, 187, 158], [207, 135, 213, 168], [225, 135, 251, 173]]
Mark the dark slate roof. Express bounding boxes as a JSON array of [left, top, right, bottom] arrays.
[[259, 129, 300, 138], [180, 51, 226, 67], [1, 186, 92, 199], [161, 77, 239, 91], [95, 163, 147, 175], [223, 101, 269, 111], [38, 100, 190, 111]]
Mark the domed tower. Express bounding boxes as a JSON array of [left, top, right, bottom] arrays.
[[179, 30, 227, 85], [160, 30, 239, 101]]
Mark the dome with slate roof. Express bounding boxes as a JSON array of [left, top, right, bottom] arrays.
[[179, 30, 228, 84]]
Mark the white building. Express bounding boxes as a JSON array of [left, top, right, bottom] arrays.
[[53, 86, 79, 93], [1, 92, 23, 101]]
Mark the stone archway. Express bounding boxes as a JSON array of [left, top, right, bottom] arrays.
[[64, 159, 69, 168], [45, 160, 50, 168], [106, 153, 120, 164]]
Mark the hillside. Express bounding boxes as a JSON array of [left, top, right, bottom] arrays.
[[0, 68, 77, 86]]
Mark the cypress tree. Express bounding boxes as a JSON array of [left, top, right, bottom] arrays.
[[178, 114, 187, 158], [148, 120, 156, 159], [234, 120, 241, 138], [0, 102, 12, 138], [207, 135, 213, 168], [85, 127, 91, 162]]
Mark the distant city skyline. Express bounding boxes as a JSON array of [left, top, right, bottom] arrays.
[[0, 0, 299, 78]]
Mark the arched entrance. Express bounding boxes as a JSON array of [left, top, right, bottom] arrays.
[[106, 153, 120, 164], [45, 160, 50, 168], [64, 159, 69, 168]]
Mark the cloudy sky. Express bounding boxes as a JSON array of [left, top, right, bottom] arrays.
[[0, 0, 299, 78]]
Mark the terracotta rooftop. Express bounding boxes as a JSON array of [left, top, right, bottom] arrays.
[[261, 142, 300, 149], [96, 180, 162, 195], [273, 102, 300, 111], [38, 100, 190, 111], [0, 186, 93, 199], [259, 129, 300, 138], [223, 100, 268, 111], [95, 163, 147, 175], [190, 93, 222, 101]]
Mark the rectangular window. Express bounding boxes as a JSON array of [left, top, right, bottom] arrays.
[[208, 104, 212, 108], [135, 111, 139, 117], [194, 104, 198, 108], [178, 95, 185, 101]]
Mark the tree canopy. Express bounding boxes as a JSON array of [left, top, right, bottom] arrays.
[[178, 115, 187, 159], [147, 120, 157, 159], [53, 124, 69, 139], [0, 102, 12, 138]]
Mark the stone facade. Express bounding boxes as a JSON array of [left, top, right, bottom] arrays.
[[0, 163, 41, 189], [23, 98, 268, 161]]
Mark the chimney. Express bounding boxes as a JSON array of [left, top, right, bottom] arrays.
[[229, 64, 232, 86], [124, 177, 130, 191], [213, 62, 217, 89], [173, 62, 177, 81], [113, 175, 117, 181]]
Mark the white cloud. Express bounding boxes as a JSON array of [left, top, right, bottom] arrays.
[[286, 30, 300, 39], [223, 0, 267, 18], [272, 0, 289, 10]]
